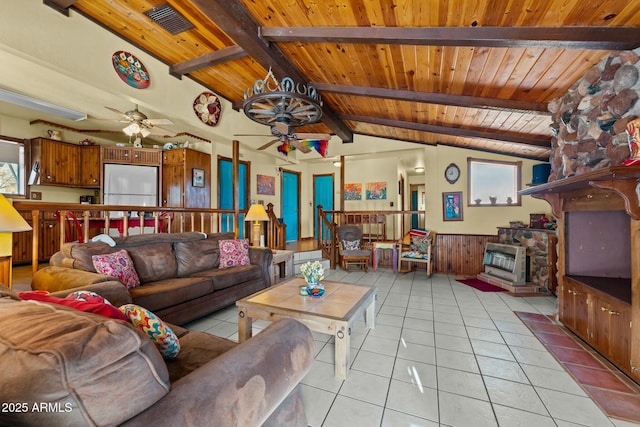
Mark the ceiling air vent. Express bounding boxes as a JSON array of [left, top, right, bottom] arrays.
[[144, 4, 194, 35]]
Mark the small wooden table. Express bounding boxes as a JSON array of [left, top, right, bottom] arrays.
[[372, 241, 398, 273], [236, 277, 376, 379], [269, 249, 295, 284]]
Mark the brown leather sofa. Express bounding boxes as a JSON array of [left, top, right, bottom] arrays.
[[31, 232, 273, 325], [0, 284, 314, 427]]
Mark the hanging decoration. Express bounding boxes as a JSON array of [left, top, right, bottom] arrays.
[[276, 139, 328, 157], [193, 92, 222, 126], [112, 51, 150, 89]]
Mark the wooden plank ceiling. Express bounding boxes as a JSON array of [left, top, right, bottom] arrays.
[[50, 0, 640, 160]]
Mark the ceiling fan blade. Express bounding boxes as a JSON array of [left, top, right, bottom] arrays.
[[296, 133, 331, 140], [290, 140, 311, 153], [148, 126, 177, 137], [104, 106, 131, 121], [144, 118, 173, 126], [274, 121, 289, 134], [234, 134, 273, 137], [257, 139, 280, 150]]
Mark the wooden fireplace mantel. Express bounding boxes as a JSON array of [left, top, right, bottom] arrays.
[[521, 165, 640, 383], [521, 165, 640, 219]]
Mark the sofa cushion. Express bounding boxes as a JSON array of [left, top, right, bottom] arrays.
[[0, 297, 169, 426], [219, 239, 250, 269], [128, 276, 214, 312], [62, 241, 119, 272], [165, 325, 236, 383], [92, 249, 141, 289], [192, 264, 262, 291], [175, 239, 220, 277], [127, 242, 178, 283], [120, 304, 180, 359]]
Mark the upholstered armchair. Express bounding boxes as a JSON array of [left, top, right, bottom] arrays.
[[336, 225, 372, 272], [397, 229, 436, 276]]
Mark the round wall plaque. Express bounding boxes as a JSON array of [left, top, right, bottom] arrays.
[[112, 51, 150, 89], [193, 92, 222, 126]]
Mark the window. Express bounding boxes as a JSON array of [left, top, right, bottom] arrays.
[[467, 158, 521, 206], [0, 138, 26, 196]]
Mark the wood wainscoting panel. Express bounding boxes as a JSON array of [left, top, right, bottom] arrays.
[[435, 234, 499, 275]]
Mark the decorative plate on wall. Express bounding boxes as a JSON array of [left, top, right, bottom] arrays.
[[112, 51, 150, 89], [193, 92, 221, 126]]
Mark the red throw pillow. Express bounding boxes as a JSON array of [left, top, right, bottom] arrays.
[[19, 292, 127, 321]]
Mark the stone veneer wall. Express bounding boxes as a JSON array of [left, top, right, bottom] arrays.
[[547, 48, 640, 181]]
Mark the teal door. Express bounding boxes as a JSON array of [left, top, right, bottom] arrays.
[[313, 174, 334, 239], [218, 158, 247, 237], [411, 190, 419, 229], [281, 170, 299, 241]]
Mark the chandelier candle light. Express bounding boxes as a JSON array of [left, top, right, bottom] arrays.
[[300, 260, 325, 297]]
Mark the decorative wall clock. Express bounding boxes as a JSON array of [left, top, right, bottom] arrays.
[[111, 51, 150, 89], [445, 163, 460, 184], [193, 92, 221, 126]]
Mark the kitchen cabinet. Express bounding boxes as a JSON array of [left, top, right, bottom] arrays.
[[162, 148, 210, 208], [79, 145, 101, 187], [12, 211, 63, 264], [102, 146, 161, 166], [30, 138, 80, 186]]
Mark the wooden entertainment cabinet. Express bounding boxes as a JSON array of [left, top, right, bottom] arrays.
[[521, 166, 640, 382]]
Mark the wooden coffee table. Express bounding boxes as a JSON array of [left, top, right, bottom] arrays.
[[236, 277, 376, 379]]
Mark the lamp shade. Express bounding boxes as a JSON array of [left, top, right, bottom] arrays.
[[244, 204, 269, 222], [0, 194, 32, 232]]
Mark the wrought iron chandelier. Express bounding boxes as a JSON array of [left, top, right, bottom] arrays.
[[242, 68, 323, 128]]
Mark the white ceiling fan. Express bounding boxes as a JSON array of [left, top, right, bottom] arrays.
[[101, 105, 177, 138]]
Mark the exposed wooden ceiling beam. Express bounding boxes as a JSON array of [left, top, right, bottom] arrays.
[[170, 45, 248, 78], [43, 0, 77, 16], [341, 114, 551, 147], [312, 82, 550, 114], [189, 0, 353, 143], [260, 26, 640, 50]]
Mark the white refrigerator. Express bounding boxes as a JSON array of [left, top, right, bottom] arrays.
[[103, 164, 159, 217]]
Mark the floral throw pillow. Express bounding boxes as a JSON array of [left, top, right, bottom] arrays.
[[218, 239, 250, 269], [342, 239, 361, 251], [92, 249, 140, 289]]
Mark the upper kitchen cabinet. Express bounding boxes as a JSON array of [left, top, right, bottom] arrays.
[[101, 146, 161, 166], [30, 138, 80, 186], [79, 144, 101, 188], [162, 148, 210, 208]]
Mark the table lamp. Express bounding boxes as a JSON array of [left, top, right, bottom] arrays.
[[244, 204, 269, 247], [0, 194, 32, 288]]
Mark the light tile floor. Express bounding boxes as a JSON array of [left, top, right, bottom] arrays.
[[184, 267, 640, 427]]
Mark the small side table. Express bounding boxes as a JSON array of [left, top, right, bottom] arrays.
[[270, 250, 295, 284], [372, 241, 397, 273]]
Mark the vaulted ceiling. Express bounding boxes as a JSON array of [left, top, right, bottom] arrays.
[[46, 0, 640, 161]]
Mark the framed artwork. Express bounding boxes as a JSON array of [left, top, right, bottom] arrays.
[[443, 191, 463, 221], [366, 181, 387, 200], [257, 174, 276, 195], [344, 183, 362, 200], [192, 168, 205, 188]]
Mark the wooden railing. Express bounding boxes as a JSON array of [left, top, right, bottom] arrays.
[[317, 205, 426, 269], [13, 202, 240, 275], [265, 203, 287, 249]]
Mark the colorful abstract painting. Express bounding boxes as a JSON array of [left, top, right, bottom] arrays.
[[344, 183, 362, 200], [257, 174, 275, 195], [366, 182, 387, 200]]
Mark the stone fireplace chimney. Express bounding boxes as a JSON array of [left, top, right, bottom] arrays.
[[547, 48, 640, 182]]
